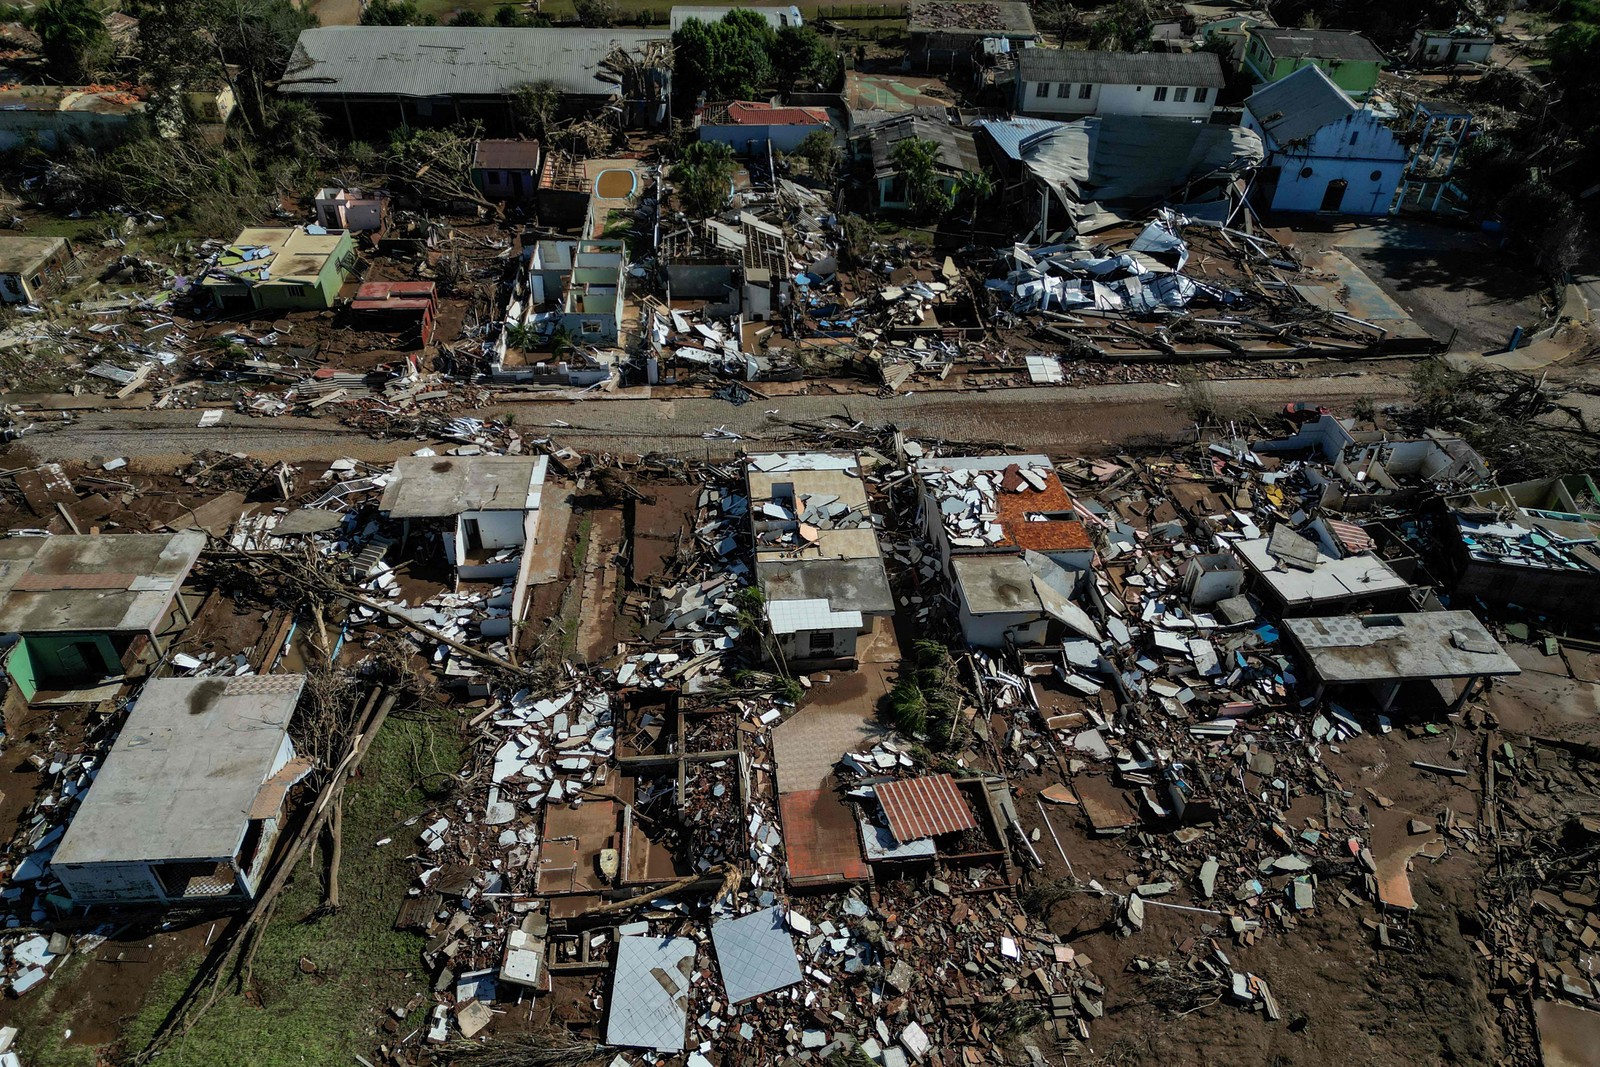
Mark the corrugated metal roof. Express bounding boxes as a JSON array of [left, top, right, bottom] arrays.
[[1244, 64, 1356, 145], [876, 773, 978, 842], [974, 115, 1262, 216], [1252, 26, 1384, 61], [606, 936, 696, 1051], [1016, 49, 1225, 88], [711, 907, 803, 1003], [857, 113, 980, 176], [473, 138, 540, 170], [279, 27, 668, 100]]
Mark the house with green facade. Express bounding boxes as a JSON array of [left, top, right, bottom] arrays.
[[1243, 27, 1384, 100], [0, 532, 205, 704], [852, 113, 978, 213], [201, 226, 356, 312]]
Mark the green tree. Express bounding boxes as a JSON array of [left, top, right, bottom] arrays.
[[449, 7, 485, 24], [33, 0, 110, 83], [572, 0, 615, 26], [955, 169, 994, 238], [493, 4, 549, 25], [1498, 179, 1585, 289], [774, 24, 838, 89], [889, 136, 951, 218], [511, 81, 561, 140], [361, 0, 435, 25], [794, 128, 840, 184], [671, 11, 774, 100], [674, 139, 735, 217], [130, 0, 316, 135], [1086, 0, 1153, 51]]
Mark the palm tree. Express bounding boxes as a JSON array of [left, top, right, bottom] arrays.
[[956, 171, 996, 242]]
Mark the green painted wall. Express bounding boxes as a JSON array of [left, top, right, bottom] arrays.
[[5, 633, 120, 701], [1244, 37, 1381, 97]]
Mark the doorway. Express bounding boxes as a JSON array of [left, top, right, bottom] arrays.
[[463, 518, 483, 552], [1320, 179, 1348, 212]]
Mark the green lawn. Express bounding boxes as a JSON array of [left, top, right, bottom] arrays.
[[107, 707, 463, 1067]]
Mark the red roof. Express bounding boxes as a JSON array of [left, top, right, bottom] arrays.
[[876, 774, 977, 843], [353, 281, 437, 312], [779, 789, 869, 883], [715, 100, 829, 127]]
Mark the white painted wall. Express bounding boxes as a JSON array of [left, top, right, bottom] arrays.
[[1019, 78, 1215, 119], [699, 122, 828, 156], [1244, 106, 1408, 215], [777, 623, 860, 661], [461, 509, 528, 550]]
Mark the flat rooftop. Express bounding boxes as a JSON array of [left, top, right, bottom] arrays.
[[52, 674, 305, 867], [0, 531, 205, 635], [1284, 611, 1520, 683], [0, 235, 67, 276], [203, 226, 346, 288], [380, 454, 547, 518], [748, 451, 893, 616], [1233, 536, 1409, 607]]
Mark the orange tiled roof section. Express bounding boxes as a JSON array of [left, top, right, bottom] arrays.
[[994, 463, 1094, 552]]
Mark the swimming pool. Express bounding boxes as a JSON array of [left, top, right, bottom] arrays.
[[594, 168, 637, 199]]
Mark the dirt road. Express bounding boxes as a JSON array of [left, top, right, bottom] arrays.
[[7, 369, 1419, 466]]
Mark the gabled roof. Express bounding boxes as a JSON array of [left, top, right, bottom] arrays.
[[1244, 64, 1357, 144], [859, 114, 980, 178], [702, 100, 829, 126], [280, 27, 669, 100], [1251, 26, 1384, 62], [472, 138, 540, 171], [1016, 48, 1225, 88]]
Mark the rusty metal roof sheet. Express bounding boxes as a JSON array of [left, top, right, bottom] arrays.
[[876, 773, 977, 842]]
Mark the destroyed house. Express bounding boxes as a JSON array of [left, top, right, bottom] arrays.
[[660, 212, 789, 322], [746, 451, 894, 663], [1015, 49, 1223, 121], [50, 674, 309, 906], [0, 235, 74, 305], [973, 115, 1262, 238], [854, 114, 979, 213], [905, 0, 1039, 70], [0, 531, 205, 704], [1407, 27, 1493, 67], [1443, 474, 1600, 617], [279, 27, 673, 135], [1243, 27, 1384, 99], [1242, 66, 1408, 216], [200, 226, 356, 312], [380, 454, 547, 591], [559, 238, 627, 345], [1253, 415, 1488, 512], [915, 456, 1100, 648], [314, 186, 386, 232], [1231, 523, 1410, 614], [1284, 611, 1518, 712], [351, 280, 437, 348]]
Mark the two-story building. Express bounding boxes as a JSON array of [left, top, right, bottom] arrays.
[[1243, 27, 1384, 99], [1242, 65, 1408, 215], [1015, 50, 1224, 120]]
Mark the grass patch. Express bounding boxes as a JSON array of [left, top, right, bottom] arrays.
[[119, 707, 463, 1067]]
